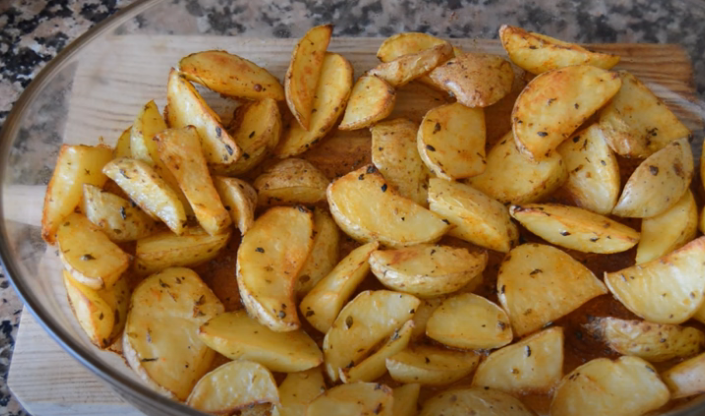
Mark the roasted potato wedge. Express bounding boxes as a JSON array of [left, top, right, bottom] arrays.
[[612, 137, 694, 218], [114, 125, 132, 158], [123, 267, 224, 401], [498, 243, 607, 336], [340, 319, 414, 383], [427, 178, 518, 252], [165, 68, 241, 165], [392, 384, 420, 416], [512, 65, 621, 159], [499, 25, 620, 74], [369, 244, 486, 299], [417, 103, 486, 180], [305, 382, 393, 416], [472, 326, 563, 394], [549, 356, 670, 416], [42, 144, 113, 243], [637, 190, 698, 264], [509, 203, 640, 254], [82, 184, 156, 243], [296, 208, 340, 296], [212, 176, 257, 235], [63, 269, 129, 348], [276, 53, 353, 158], [605, 236, 705, 324], [186, 360, 279, 414], [429, 53, 514, 108], [466, 132, 567, 204], [237, 206, 314, 332], [556, 124, 621, 214], [179, 50, 285, 101], [254, 158, 329, 207], [662, 352, 705, 399], [338, 75, 396, 130], [386, 345, 480, 386], [410, 297, 443, 340], [103, 158, 187, 235], [368, 42, 453, 88], [598, 71, 691, 158], [134, 226, 230, 276], [285, 24, 333, 130], [198, 310, 322, 373], [371, 118, 429, 206], [156, 126, 232, 235], [420, 388, 536, 416], [213, 97, 281, 175], [130, 100, 167, 163], [588, 317, 704, 363], [272, 368, 326, 416], [323, 290, 420, 382], [300, 241, 379, 334], [328, 165, 450, 247], [57, 213, 130, 290], [377, 32, 450, 62], [426, 293, 512, 350]]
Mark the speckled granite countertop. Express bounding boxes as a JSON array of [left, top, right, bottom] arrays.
[[1, 1, 705, 415]]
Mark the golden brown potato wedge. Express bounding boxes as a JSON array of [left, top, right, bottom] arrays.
[[368, 42, 453, 88], [296, 208, 340, 296], [113, 125, 132, 158], [134, 226, 231, 276], [212, 176, 257, 235], [300, 241, 379, 334], [417, 103, 486, 180], [427, 178, 518, 253], [63, 269, 129, 348], [155, 126, 231, 235], [371, 118, 429, 206], [512, 65, 621, 159], [369, 244, 486, 299], [179, 50, 285, 101], [377, 32, 450, 62], [636, 190, 698, 264], [276, 53, 353, 158], [556, 124, 621, 215], [285, 24, 333, 130], [272, 368, 326, 416], [498, 243, 607, 336], [130, 100, 167, 163], [426, 293, 512, 350], [420, 388, 536, 416], [386, 345, 480, 386], [392, 384, 420, 416], [409, 297, 443, 341], [338, 75, 396, 130], [198, 310, 322, 373], [186, 360, 279, 414], [662, 352, 705, 399], [588, 317, 704, 363], [57, 213, 130, 290], [605, 236, 705, 324], [549, 356, 669, 416], [237, 206, 314, 332], [612, 137, 694, 218], [598, 71, 691, 158], [465, 132, 567, 204], [429, 53, 514, 108], [472, 326, 563, 394], [82, 184, 156, 243], [327, 165, 450, 248], [509, 203, 640, 254], [305, 382, 393, 416], [124, 267, 224, 401], [103, 157, 187, 235], [42, 144, 113, 243], [323, 290, 420, 382], [165, 68, 241, 165], [254, 158, 329, 208], [499, 25, 620, 74]]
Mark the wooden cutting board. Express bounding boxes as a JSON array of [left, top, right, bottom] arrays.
[[6, 35, 702, 416]]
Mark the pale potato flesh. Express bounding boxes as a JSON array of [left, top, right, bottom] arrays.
[[420, 388, 536, 416], [254, 158, 329, 208], [417, 103, 486, 180], [272, 368, 326, 416], [368, 42, 453, 88], [212, 176, 257, 235], [327, 165, 450, 248], [637, 190, 698, 264], [113, 125, 132, 158], [410, 297, 443, 340], [295, 208, 340, 296], [662, 352, 705, 399], [605, 236, 705, 324], [498, 243, 607, 336], [512, 65, 621, 159], [385, 344, 480, 386], [130, 100, 167, 163], [305, 382, 394, 416], [392, 384, 420, 416], [339, 75, 396, 130], [82, 184, 156, 243]]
